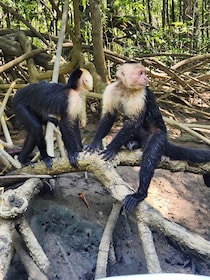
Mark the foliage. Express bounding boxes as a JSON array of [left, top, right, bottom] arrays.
[[0, 0, 209, 56], [0, 1, 208, 57], [0, 0, 210, 79]]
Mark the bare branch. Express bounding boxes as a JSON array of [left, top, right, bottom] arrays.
[[95, 202, 122, 279], [12, 230, 48, 280]]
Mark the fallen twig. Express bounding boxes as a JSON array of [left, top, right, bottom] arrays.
[[79, 192, 90, 208]]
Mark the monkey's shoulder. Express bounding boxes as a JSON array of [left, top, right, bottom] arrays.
[[103, 81, 121, 95], [16, 81, 67, 97], [103, 81, 131, 103], [145, 87, 158, 101]]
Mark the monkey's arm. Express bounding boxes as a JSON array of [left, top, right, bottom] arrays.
[[85, 112, 116, 153], [59, 118, 82, 168], [102, 116, 142, 160]]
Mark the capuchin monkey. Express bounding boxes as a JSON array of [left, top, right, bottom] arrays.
[[86, 61, 210, 212], [13, 68, 93, 169]]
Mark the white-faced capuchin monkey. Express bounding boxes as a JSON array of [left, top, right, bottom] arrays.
[[86, 61, 210, 212], [13, 68, 93, 169]]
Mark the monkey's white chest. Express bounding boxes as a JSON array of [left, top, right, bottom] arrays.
[[122, 90, 146, 117], [68, 93, 83, 120]]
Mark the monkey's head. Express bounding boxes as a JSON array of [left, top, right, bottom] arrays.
[[116, 62, 148, 89], [79, 68, 93, 91], [68, 68, 93, 92]]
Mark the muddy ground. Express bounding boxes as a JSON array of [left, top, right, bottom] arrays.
[[5, 123, 210, 280]]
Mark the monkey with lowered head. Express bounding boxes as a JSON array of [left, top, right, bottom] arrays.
[[13, 68, 93, 169]]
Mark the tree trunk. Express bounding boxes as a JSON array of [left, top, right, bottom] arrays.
[[193, 0, 199, 50], [89, 0, 109, 83]]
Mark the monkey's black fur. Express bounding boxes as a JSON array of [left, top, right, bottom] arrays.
[[87, 86, 210, 212], [13, 68, 84, 169]]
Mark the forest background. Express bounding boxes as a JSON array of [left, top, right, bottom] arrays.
[[0, 0, 210, 85], [1, 0, 210, 171]]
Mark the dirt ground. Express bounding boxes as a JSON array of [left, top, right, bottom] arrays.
[[6, 165, 210, 279], [5, 123, 210, 280]]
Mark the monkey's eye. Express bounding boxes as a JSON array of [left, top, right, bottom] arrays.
[[138, 71, 144, 75]]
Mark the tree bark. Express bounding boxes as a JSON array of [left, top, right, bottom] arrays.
[[89, 0, 109, 83], [1, 154, 210, 278]]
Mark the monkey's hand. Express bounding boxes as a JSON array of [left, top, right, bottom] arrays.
[[68, 151, 79, 168], [100, 148, 117, 161], [43, 156, 53, 169], [84, 142, 101, 154], [123, 193, 146, 212]]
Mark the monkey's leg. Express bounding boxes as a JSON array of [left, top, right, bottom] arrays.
[[73, 120, 83, 151], [124, 131, 166, 212], [59, 119, 81, 168], [18, 134, 36, 165], [16, 106, 53, 169], [125, 128, 148, 151]]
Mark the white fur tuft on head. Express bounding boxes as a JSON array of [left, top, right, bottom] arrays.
[[80, 68, 93, 91]]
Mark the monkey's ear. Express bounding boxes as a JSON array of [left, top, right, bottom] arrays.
[[116, 65, 125, 80], [81, 69, 93, 91]]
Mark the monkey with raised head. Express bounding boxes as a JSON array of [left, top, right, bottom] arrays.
[[86, 61, 210, 212], [13, 68, 93, 169]]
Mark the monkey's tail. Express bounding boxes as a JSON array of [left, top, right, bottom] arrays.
[[165, 141, 210, 163]]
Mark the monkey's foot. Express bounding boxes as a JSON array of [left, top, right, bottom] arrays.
[[43, 157, 53, 169], [84, 143, 101, 154], [68, 152, 79, 169], [17, 156, 35, 168], [100, 148, 117, 161], [125, 140, 141, 151], [123, 194, 140, 212], [123, 193, 146, 212], [20, 161, 35, 168]]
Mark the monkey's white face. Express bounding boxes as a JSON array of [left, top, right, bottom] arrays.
[[116, 63, 148, 89], [80, 68, 93, 91]]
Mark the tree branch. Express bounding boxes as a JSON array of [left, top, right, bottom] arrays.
[[95, 202, 122, 279]]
